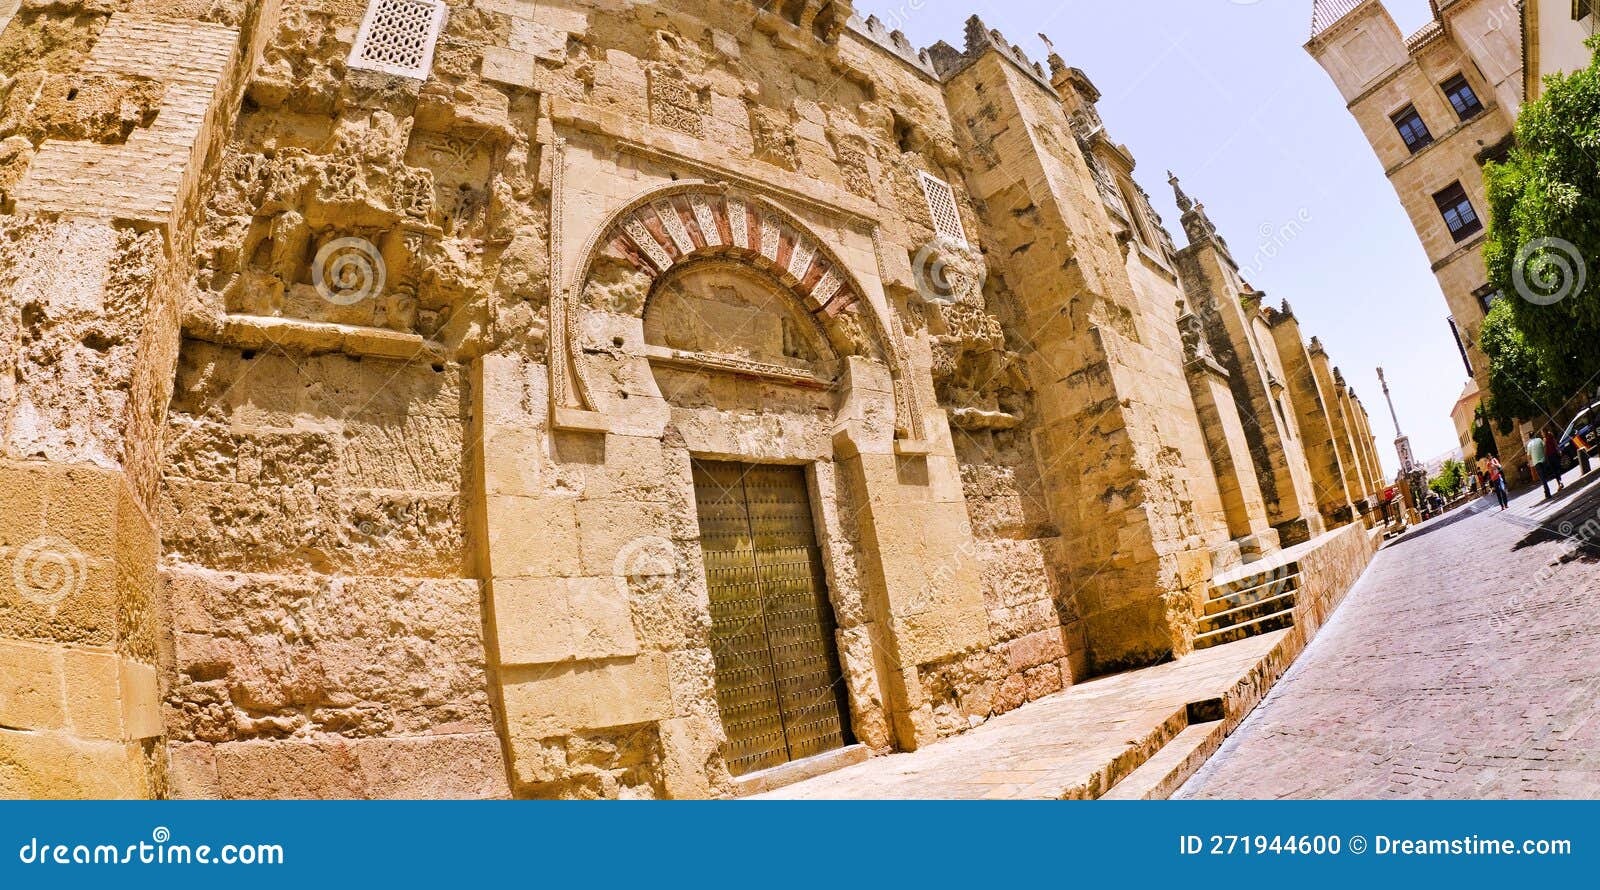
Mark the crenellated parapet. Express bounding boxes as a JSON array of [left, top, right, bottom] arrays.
[[925, 15, 1055, 92], [846, 13, 938, 79]]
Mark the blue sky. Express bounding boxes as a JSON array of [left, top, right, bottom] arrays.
[[856, 0, 1454, 478]]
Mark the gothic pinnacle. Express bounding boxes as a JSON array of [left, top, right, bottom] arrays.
[[1167, 171, 1194, 213]]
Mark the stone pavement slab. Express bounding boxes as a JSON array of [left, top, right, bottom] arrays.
[[756, 629, 1285, 799]]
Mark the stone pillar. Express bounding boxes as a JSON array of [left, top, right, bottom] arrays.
[[1350, 393, 1386, 496], [936, 31, 1216, 672], [474, 354, 681, 799], [1272, 321, 1355, 528], [830, 357, 991, 753], [1334, 372, 1380, 505], [1173, 212, 1321, 546], [1309, 342, 1367, 514], [833, 418, 990, 750], [1184, 354, 1276, 548], [0, 12, 246, 798]]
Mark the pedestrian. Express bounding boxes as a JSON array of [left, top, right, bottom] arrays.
[[1547, 426, 1569, 494], [1527, 431, 1564, 499], [1488, 456, 1509, 510]]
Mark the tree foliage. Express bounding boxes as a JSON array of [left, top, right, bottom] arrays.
[[1429, 458, 1467, 499], [1482, 40, 1600, 418], [1477, 299, 1558, 432]]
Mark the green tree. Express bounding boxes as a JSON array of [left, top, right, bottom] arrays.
[[1429, 458, 1467, 500], [1477, 299, 1559, 433], [1482, 39, 1600, 417]]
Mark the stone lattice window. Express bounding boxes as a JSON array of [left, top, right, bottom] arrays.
[[348, 0, 448, 80], [919, 171, 967, 247]]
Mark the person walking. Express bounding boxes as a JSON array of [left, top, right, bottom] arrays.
[[1488, 456, 1509, 510], [1527, 431, 1564, 499], [1548, 426, 1569, 489]]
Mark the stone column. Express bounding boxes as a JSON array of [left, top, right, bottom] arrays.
[[1334, 372, 1379, 505], [1272, 320, 1355, 528], [1309, 341, 1367, 514], [1173, 211, 1321, 545]]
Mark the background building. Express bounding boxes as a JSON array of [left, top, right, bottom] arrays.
[[1525, 0, 1599, 100], [1307, 0, 1524, 474]]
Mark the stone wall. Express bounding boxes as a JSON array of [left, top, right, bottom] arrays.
[[158, 341, 506, 798], [0, 0, 1385, 798], [0, 0, 258, 797]]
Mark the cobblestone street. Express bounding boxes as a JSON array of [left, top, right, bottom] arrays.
[[1178, 471, 1600, 799]]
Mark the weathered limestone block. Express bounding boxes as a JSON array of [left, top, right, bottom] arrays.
[[0, 729, 154, 799], [163, 568, 497, 741], [168, 734, 508, 800], [499, 656, 673, 756]]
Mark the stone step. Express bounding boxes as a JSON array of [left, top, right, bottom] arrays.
[[1197, 590, 1297, 635], [1203, 572, 1301, 616], [1099, 719, 1226, 800], [1192, 608, 1295, 650], [1212, 561, 1301, 598]]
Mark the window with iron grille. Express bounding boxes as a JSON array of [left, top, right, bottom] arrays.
[[919, 171, 968, 247], [348, 0, 447, 80], [1434, 181, 1482, 241], [1577, 0, 1594, 22], [1441, 74, 1483, 121], [1391, 105, 1433, 153]]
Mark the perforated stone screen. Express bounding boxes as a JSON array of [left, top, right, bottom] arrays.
[[348, 0, 448, 80], [919, 171, 967, 247]]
